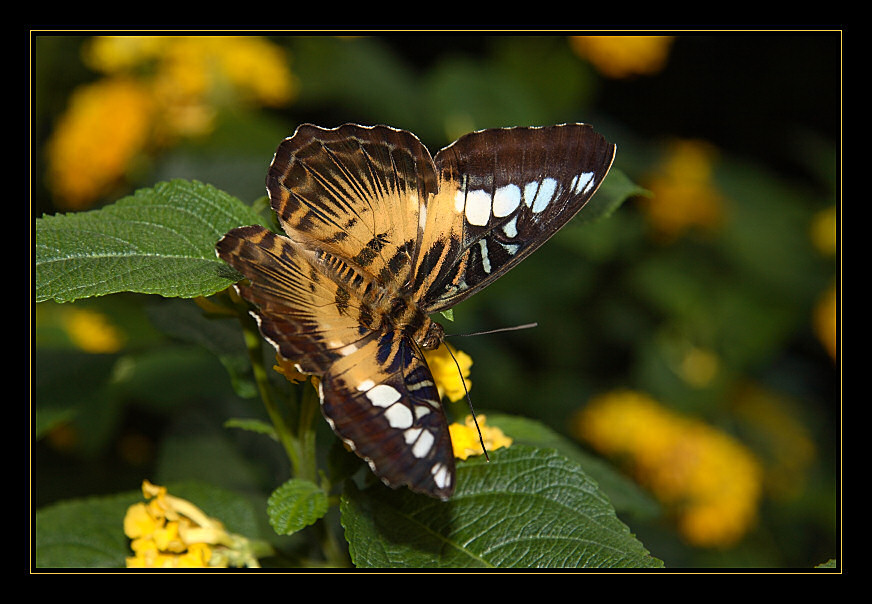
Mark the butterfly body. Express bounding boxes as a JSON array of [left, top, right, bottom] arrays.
[[217, 123, 615, 499]]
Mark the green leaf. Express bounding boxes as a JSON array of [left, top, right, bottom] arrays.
[[267, 479, 329, 536], [485, 413, 660, 520], [224, 417, 278, 440], [36, 491, 141, 568], [576, 168, 647, 224], [341, 445, 663, 568], [35, 180, 264, 303]]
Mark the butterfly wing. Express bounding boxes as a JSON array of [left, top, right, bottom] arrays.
[[411, 124, 616, 313], [319, 331, 455, 499], [219, 126, 456, 498], [216, 225, 370, 374], [217, 224, 456, 499], [267, 123, 438, 291]]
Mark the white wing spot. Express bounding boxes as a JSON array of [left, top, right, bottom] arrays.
[[431, 463, 452, 489], [479, 239, 491, 274], [404, 427, 422, 444], [498, 241, 521, 256], [532, 177, 557, 213], [383, 402, 413, 429], [493, 184, 521, 217], [523, 181, 538, 208], [411, 429, 435, 459], [465, 189, 492, 226], [339, 343, 359, 356], [414, 403, 433, 419], [572, 172, 595, 195], [407, 379, 434, 392], [357, 379, 375, 392], [502, 215, 518, 238], [366, 384, 401, 407], [454, 189, 466, 213]]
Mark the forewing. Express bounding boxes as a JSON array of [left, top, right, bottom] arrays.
[[320, 332, 455, 499], [412, 124, 616, 312], [267, 123, 438, 288]]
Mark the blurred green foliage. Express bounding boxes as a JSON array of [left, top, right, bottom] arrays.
[[32, 33, 839, 569]]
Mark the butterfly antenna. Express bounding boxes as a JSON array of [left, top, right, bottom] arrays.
[[446, 322, 538, 338], [443, 343, 489, 462]]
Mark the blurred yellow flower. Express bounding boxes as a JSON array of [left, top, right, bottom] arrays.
[[46, 78, 155, 209], [423, 342, 472, 403], [62, 307, 125, 353], [814, 282, 838, 361], [47, 36, 296, 209], [732, 383, 816, 500], [572, 390, 763, 548], [810, 205, 837, 257], [124, 480, 264, 568], [640, 139, 727, 242], [570, 35, 675, 78], [84, 35, 296, 108], [449, 414, 513, 460]]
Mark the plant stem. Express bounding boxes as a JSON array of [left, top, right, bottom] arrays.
[[238, 312, 303, 476]]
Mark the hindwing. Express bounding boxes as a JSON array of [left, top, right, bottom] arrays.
[[319, 332, 454, 499]]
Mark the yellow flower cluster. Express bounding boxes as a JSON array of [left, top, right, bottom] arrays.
[[124, 480, 261, 568], [423, 342, 473, 403], [573, 390, 763, 548], [449, 414, 513, 460], [640, 139, 727, 242], [570, 36, 675, 78], [46, 36, 296, 209]]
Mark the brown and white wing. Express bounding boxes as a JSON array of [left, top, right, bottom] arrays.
[[411, 124, 616, 313], [319, 331, 455, 499]]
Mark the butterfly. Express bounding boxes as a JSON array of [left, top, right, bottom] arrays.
[[216, 123, 616, 500]]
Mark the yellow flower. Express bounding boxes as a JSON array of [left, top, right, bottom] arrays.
[[449, 414, 513, 460], [423, 342, 472, 402], [124, 480, 263, 568], [810, 205, 837, 257], [814, 282, 838, 361], [573, 390, 763, 548], [61, 307, 125, 353], [85, 35, 295, 110], [570, 35, 675, 78], [640, 139, 727, 242], [46, 78, 155, 209], [46, 36, 296, 208]]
